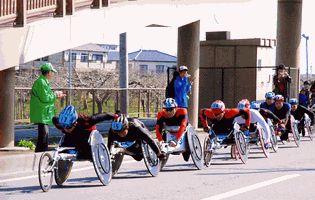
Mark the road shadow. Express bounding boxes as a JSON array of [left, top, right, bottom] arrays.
[[112, 170, 154, 179], [160, 163, 200, 172]]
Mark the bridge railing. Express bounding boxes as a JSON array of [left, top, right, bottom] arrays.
[[15, 87, 166, 124], [0, 0, 111, 27]]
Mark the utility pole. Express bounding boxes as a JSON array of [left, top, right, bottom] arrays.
[[302, 34, 309, 81]]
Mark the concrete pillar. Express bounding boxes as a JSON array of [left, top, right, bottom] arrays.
[[119, 32, 129, 115], [0, 67, 15, 147], [276, 0, 303, 99], [177, 20, 200, 128]]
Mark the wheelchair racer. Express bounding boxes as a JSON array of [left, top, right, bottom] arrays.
[[289, 98, 315, 136], [270, 95, 291, 143], [260, 92, 275, 111], [156, 98, 191, 161], [234, 99, 272, 149], [200, 100, 250, 144], [52, 105, 118, 160], [250, 101, 281, 125], [107, 115, 165, 161]]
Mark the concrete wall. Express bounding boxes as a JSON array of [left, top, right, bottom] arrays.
[[199, 35, 275, 109]]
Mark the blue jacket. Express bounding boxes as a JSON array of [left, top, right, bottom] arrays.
[[299, 93, 308, 107], [174, 76, 191, 108]]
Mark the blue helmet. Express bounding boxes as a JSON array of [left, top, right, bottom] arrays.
[[289, 98, 298, 105], [265, 92, 275, 99], [59, 105, 78, 129], [250, 101, 260, 110], [163, 98, 177, 108]]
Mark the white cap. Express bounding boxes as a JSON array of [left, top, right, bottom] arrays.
[[179, 65, 188, 71]]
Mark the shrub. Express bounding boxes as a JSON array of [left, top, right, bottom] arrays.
[[17, 140, 35, 150]]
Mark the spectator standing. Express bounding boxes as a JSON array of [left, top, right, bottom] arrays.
[[165, 71, 179, 99], [30, 63, 65, 152], [299, 87, 309, 108], [174, 66, 193, 108], [303, 81, 311, 104], [273, 64, 291, 101]]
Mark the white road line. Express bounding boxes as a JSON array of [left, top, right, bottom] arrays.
[[202, 174, 300, 200], [0, 160, 136, 183]]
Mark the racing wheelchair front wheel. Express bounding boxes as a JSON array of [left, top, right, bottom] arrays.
[[235, 131, 249, 164], [269, 125, 278, 153], [203, 135, 214, 167], [54, 160, 73, 186], [141, 141, 160, 177], [38, 152, 54, 192]]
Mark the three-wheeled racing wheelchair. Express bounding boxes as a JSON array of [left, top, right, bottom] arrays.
[[38, 130, 111, 192], [158, 124, 203, 170], [204, 123, 249, 167], [110, 139, 161, 177]]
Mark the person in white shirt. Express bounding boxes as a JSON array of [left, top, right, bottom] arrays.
[[234, 99, 271, 149]]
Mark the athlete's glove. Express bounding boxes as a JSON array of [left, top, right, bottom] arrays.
[[157, 152, 166, 160], [170, 140, 177, 147], [241, 125, 249, 132], [203, 126, 210, 133]]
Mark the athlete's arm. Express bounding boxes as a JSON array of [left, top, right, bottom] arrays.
[[136, 125, 161, 155], [90, 112, 117, 126], [156, 111, 166, 141], [259, 108, 281, 124], [52, 116, 66, 134], [175, 108, 188, 141]]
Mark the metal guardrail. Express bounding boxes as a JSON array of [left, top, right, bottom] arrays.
[[14, 87, 166, 123]]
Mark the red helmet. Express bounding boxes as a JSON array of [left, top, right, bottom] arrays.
[[237, 99, 250, 109], [211, 100, 225, 114]]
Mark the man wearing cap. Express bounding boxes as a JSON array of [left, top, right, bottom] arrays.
[[174, 65, 193, 108], [273, 64, 291, 102], [30, 63, 65, 152]]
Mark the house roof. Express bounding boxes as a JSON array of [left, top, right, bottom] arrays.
[[108, 49, 177, 62], [72, 43, 108, 53]]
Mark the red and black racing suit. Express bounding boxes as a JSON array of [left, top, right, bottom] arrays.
[[53, 112, 117, 160], [200, 108, 251, 143], [107, 118, 160, 161], [270, 103, 291, 140], [156, 108, 190, 161], [156, 108, 188, 142], [259, 108, 281, 124]]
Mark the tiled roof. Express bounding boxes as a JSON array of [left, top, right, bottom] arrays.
[[72, 43, 108, 52], [107, 50, 177, 62]]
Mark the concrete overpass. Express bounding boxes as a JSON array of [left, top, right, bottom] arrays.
[[0, 0, 303, 147]]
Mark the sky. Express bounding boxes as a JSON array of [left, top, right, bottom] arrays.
[[102, 0, 314, 74]]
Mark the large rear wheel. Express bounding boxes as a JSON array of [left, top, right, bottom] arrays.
[[38, 152, 54, 192], [290, 115, 300, 147], [92, 143, 112, 185], [269, 125, 278, 153], [258, 129, 269, 158]]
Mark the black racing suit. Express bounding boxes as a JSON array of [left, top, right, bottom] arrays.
[[271, 103, 291, 140], [291, 105, 315, 136], [259, 108, 281, 124], [53, 112, 117, 160], [107, 118, 160, 161]]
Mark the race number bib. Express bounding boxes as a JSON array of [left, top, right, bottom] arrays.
[[112, 122, 123, 130]]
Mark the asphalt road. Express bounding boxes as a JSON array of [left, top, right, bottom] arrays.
[[1, 133, 315, 200]]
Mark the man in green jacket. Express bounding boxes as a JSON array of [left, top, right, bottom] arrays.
[[30, 63, 65, 152]]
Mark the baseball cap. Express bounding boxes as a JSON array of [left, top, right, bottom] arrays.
[[40, 63, 57, 72], [179, 65, 188, 71]]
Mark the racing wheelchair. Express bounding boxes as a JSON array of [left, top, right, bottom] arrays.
[[274, 115, 300, 147], [158, 124, 203, 170], [38, 130, 111, 192], [204, 123, 249, 167], [110, 140, 160, 177]]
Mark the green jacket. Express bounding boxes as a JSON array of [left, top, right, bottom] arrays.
[[30, 75, 57, 124]]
